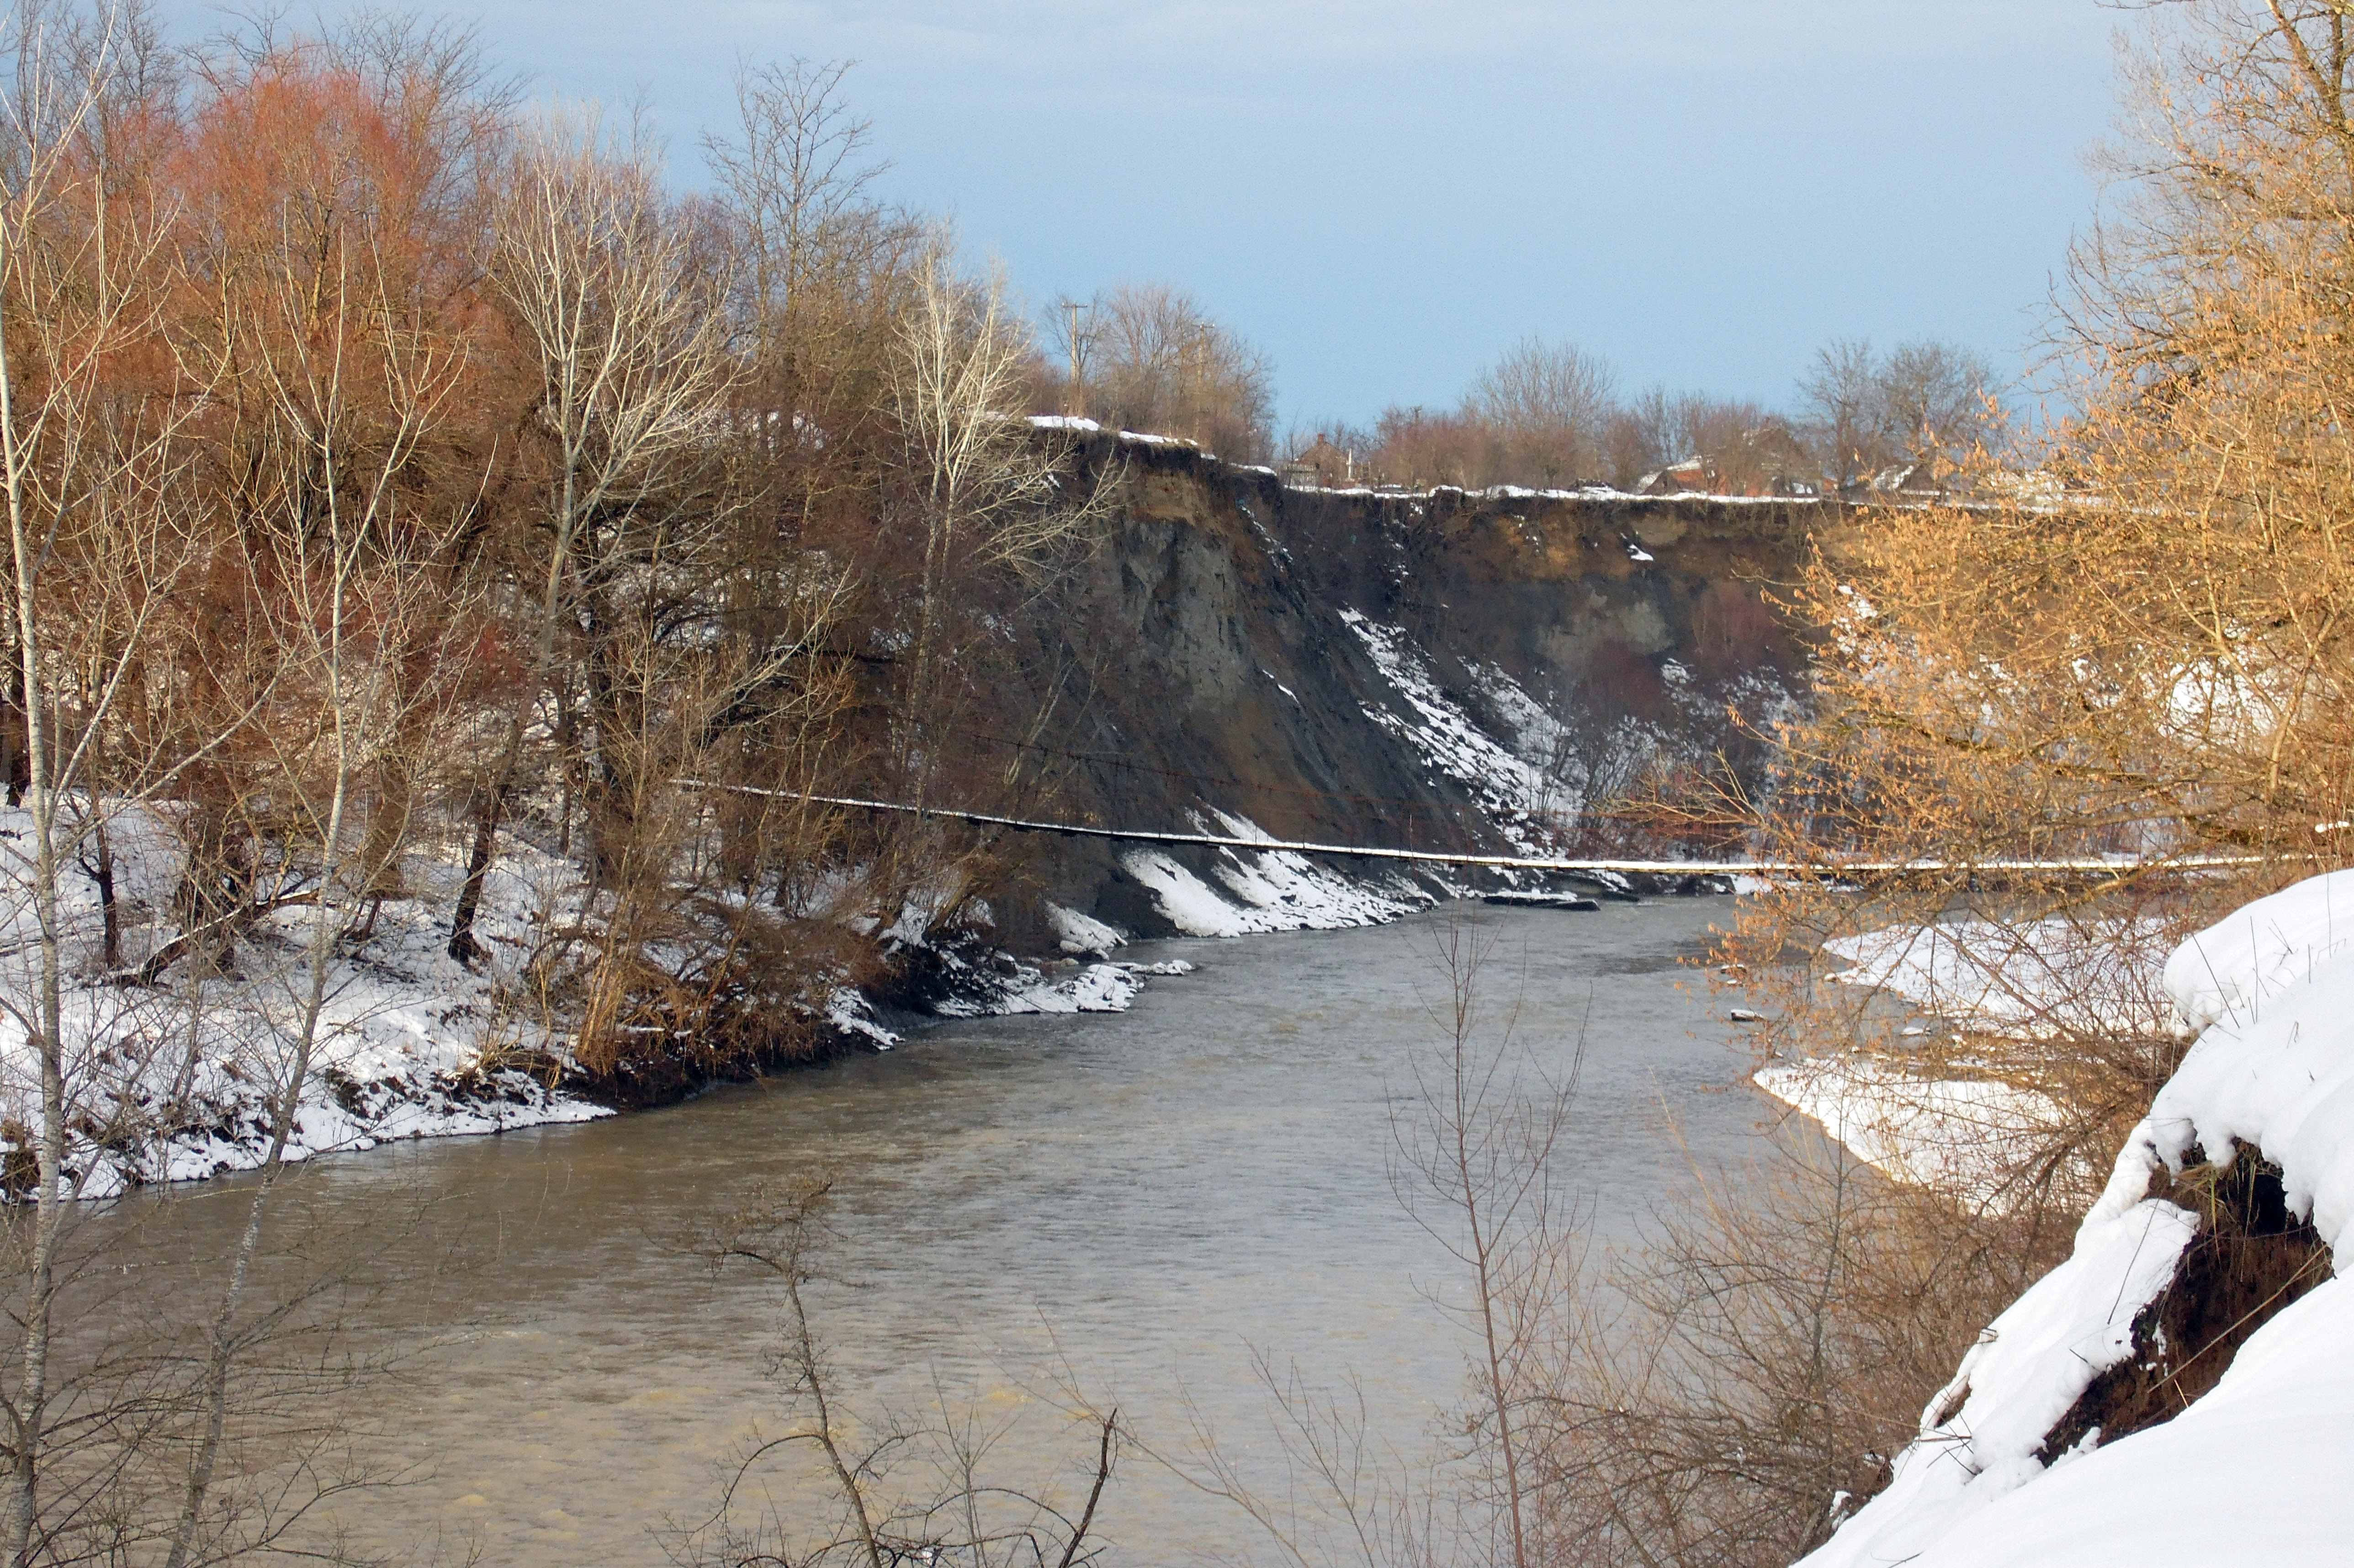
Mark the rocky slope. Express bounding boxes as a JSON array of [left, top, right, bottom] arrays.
[[959, 431, 1822, 954]]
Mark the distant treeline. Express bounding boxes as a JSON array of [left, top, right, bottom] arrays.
[[1029, 296, 2006, 496]]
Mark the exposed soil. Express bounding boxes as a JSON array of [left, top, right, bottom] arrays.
[[2039, 1151, 2331, 1458], [952, 438, 1827, 946]]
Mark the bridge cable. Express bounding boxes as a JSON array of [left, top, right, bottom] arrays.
[[675, 780, 2264, 879]]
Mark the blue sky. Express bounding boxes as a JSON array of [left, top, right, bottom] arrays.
[[164, 1, 2125, 429]]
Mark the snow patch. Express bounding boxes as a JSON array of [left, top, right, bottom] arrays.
[[1337, 610, 1557, 852], [1119, 811, 1423, 937], [1850, 1271, 2354, 1567], [1046, 902, 1127, 958], [1469, 661, 1570, 774], [1798, 1191, 2199, 1568], [2161, 873, 2354, 1036], [822, 987, 900, 1052], [1824, 918, 2175, 1040], [1755, 1058, 2077, 1208], [989, 963, 1142, 1016], [0, 805, 611, 1199]]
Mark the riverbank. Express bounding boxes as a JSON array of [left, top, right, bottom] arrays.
[[0, 800, 1572, 1196], [0, 780, 1759, 1200], [1748, 914, 2179, 1203], [0, 815, 1186, 1197], [1796, 871, 2354, 1568]]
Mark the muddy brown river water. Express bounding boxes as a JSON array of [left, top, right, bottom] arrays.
[[130, 899, 1774, 1565]]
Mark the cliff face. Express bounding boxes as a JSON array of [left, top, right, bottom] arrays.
[[962, 435, 1826, 952]]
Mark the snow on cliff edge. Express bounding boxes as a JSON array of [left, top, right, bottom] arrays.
[[1800, 869, 2354, 1568]]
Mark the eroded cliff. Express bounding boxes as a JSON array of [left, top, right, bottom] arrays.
[[946, 434, 1827, 954]]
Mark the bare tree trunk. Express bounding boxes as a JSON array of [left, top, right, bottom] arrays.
[[447, 766, 509, 965], [0, 650, 21, 810], [85, 811, 116, 971], [0, 217, 66, 1568], [163, 718, 357, 1568], [579, 585, 638, 889]]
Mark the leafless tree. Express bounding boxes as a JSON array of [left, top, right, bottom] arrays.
[[1055, 281, 1273, 460], [154, 110, 478, 1563], [703, 57, 890, 358], [0, 5, 210, 1556], [1389, 914, 1587, 1568], [1795, 338, 1881, 485], [1876, 340, 2002, 466], [1795, 337, 2004, 483], [674, 1175, 1119, 1568], [449, 106, 741, 957], [704, 54, 923, 546], [1466, 338, 1618, 487], [1515, 1122, 2063, 1568], [891, 249, 1108, 790]]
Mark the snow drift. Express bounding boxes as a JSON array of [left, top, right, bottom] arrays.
[[1799, 870, 2354, 1567]]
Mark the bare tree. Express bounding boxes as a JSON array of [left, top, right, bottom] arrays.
[[1058, 281, 1274, 460], [703, 54, 923, 540], [1796, 337, 1881, 485], [155, 64, 477, 1557], [1521, 1125, 2062, 1568], [1368, 405, 1484, 490], [449, 107, 739, 958], [890, 249, 1108, 795], [0, 5, 208, 1556], [1466, 337, 1618, 487], [1795, 337, 2003, 484], [1389, 914, 1586, 1568], [702, 56, 889, 359], [1875, 339, 2002, 467], [676, 1175, 1120, 1568]]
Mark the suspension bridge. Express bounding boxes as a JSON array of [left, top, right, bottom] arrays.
[[678, 780, 2259, 879]]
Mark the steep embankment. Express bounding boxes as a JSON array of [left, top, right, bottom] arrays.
[[967, 433, 1821, 954], [15, 441, 1829, 1195]]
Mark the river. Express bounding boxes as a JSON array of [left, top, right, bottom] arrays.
[[130, 897, 1773, 1565]]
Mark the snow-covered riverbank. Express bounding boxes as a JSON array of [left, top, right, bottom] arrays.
[[1750, 915, 2180, 1203], [0, 801, 1441, 1197], [1798, 873, 2354, 1567]]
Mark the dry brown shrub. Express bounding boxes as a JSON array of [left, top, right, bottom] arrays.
[[1523, 1128, 2069, 1568], [1569, 8, 2354, 1559]]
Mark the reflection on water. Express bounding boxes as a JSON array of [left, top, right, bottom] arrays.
[[132, 900, 1769, 1565]]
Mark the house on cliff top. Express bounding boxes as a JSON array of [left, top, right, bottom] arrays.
[[1637, 418, 1818, 498], [1281, 433, 1357, 489]]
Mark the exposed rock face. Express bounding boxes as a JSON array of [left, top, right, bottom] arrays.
[[969, 436, 1824, 950]]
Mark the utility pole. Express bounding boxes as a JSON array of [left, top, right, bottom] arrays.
[[1183, 324, 1211, 437], [1065, 300, 1085, 416]]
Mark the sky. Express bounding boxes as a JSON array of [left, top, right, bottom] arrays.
[[160, 1, 2128, 431]]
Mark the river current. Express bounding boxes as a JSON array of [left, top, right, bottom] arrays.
[[136, 898, 1772, 1565]]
